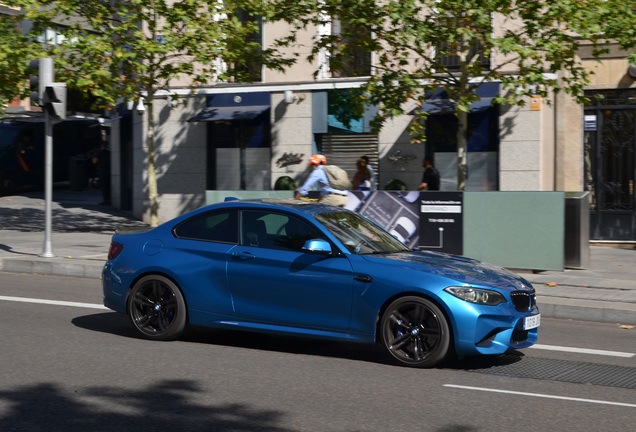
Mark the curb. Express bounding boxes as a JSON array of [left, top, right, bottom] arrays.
[[1, 257, 103, 279], [537, 296, 636, 326]]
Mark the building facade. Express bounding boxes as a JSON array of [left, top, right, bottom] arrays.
[[110, 14, 574, 222], [5, 5, 635, 241], [113, 29, 636, 242]]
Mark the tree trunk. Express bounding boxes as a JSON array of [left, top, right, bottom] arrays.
[[456, 35, 470, 192], [146, 97, 159, 227], [456, 110, 468, 191]]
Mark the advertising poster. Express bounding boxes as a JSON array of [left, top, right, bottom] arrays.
[[346, 191, 421, 249], [309, 191, 463, 254], [418, 192, 463, 255]]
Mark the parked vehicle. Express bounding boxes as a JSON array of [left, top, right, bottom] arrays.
[[103, 199, 540, 368], [0, 117, 101, 195]]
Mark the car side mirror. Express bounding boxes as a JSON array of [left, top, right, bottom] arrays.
[[302, 239, 332, 255]]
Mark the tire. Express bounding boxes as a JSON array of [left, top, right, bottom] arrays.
[[380, 296, 450, 368], [127, 275, 187, 341]]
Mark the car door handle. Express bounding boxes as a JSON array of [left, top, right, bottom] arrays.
[[232, 251, 256, 260], [355, 274, 373, 283]]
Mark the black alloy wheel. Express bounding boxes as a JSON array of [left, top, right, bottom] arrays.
[[380, 296, 450, 368], [127, 275, 187, 341]]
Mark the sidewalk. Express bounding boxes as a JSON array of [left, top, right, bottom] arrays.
[[1, 187, 635, 325], [0, 187, 147, 278], [518, 246, 636, 326]]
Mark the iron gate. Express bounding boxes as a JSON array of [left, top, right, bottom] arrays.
[[584, 89, 636, 241]]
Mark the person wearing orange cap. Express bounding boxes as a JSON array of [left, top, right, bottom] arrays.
[[294, 154, 348, 207]]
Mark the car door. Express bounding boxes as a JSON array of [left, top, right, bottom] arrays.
[[171, 208, 239, 318], [226, 209, 354, 330]]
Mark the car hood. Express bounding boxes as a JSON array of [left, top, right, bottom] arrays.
[[361, 250, 531, 291]]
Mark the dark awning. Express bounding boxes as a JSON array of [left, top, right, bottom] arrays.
[[187, 105, 270, 122], [413, 82, 500, 114]]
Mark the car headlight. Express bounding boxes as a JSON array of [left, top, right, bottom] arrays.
[[444, 287, 507, 306]]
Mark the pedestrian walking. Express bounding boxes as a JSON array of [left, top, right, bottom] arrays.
[[418, 156, 440, 191], [360, 155, 377, 190], [352, 157, 372, 190]]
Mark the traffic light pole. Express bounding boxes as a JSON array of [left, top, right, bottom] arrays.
[[37, 58, 55, 258], [30, 57, 68, 257], [40, 108, 55, 257]]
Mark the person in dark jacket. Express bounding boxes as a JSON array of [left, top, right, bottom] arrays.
[[418, 156, 440, 191]]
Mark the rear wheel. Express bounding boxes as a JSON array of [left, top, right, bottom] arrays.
[[127, 275, 187, 341], [380, 296, 450, 367]]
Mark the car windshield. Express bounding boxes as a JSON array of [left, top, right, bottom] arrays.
[[315, 211, 411, 254]]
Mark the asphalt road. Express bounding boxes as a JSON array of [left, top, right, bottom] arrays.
[[1, 272, 635, 432]]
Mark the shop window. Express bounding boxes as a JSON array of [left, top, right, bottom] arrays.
[[425, 109, 499, 191]]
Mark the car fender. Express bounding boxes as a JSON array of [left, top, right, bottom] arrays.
[[347, 256, 459, 341]]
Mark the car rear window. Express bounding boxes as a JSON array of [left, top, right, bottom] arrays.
[[173, 209, 238, 243]]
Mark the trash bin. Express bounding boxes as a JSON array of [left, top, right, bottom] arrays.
[[69, 157, 88, 191], [564, 192, 590, 269]]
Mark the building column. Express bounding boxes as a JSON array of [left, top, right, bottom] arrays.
[[554, 92, 584, 191]]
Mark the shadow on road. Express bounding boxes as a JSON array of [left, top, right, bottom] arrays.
[[72, 312, 393, 366], [0, 379, 294, 432], [72, 313, 524, 371]]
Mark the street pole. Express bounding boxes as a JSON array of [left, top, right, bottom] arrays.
[[40, 108, 55, 257], [39, 58, 55, 258]]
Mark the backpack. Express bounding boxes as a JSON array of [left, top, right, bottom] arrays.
[[322, 165, 352, 190]]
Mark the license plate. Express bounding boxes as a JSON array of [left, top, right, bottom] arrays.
[[523, 314, 541, 330]]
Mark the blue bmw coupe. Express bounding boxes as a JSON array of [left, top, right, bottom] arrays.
[[102, 199, 539, 368]]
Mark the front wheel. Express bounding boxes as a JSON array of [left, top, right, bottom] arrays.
[[380, 296, 450, 368], [127, 275, 187, 341]]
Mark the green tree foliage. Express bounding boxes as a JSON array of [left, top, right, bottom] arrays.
[[288, 0, 636, 190], [0, 12, 43, 115], [17, 0, 295, 226]]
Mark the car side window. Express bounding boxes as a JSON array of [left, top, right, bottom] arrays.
[[241, 210, 271, 248], [240, 210, 324, 252], [173, 209, 238, 243], [277, 215, 324, 251]]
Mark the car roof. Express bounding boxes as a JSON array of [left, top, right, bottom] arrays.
[[153, 199, 356, 231], [208, 198, 347, 216]]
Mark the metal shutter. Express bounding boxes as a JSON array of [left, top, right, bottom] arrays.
[[319, 134, 379, 187]]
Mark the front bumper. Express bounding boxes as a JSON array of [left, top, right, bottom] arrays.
[[443, 291, 540, 356]]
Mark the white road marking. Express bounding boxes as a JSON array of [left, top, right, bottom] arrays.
[[444, 385, 636, 408], [0, 295, 107, 310], [530, 343, 635, 358]]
